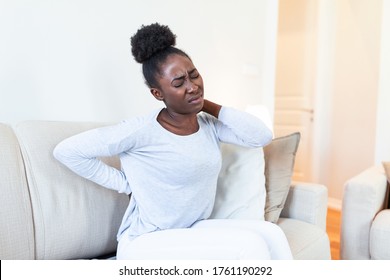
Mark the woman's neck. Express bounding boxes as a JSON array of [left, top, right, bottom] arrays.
[[157, 108, 199, 136]]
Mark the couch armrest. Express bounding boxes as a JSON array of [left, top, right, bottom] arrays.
[[340, 165, 388, 260], [280, 182, 328, 231]]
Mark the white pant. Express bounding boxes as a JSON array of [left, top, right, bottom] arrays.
[[117, 219, 293, 260]]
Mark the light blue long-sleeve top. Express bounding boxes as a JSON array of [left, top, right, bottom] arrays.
[[53, 107, 272, 241]]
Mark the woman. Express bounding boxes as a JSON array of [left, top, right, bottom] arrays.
[[54, 23, 292, 260]]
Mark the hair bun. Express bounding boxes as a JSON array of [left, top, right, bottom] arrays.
[[131, 23, 176, 63]]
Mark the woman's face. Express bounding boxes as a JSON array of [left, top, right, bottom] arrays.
[[151, 54, 204, 115]]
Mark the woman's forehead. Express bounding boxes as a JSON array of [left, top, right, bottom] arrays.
[[160, 54, 196, 76]]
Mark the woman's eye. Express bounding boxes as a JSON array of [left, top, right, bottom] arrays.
[[190, 71, 199, 79], [173, 82, 183, 88]]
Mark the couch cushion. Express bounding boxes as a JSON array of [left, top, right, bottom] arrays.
[[210, 144, 265, 220], [278, 217, 331, 260], [14, 121, 129, 259], [0, 123, 34, 259], [264, 133, 300, 223], [370, 209, 390, 259]]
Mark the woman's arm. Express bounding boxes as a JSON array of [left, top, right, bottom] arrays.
[[202, 99, 273, 148], [53, 122, 133, 194]]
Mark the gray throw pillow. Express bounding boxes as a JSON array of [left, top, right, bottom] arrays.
[[263, 132, 300, 223]]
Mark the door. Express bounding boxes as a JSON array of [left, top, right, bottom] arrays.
[[274, 0, 318, 182]]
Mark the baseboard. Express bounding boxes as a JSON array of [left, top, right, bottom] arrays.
[[327, 197, 342, 211]]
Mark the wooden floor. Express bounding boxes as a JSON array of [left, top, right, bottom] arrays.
[[326, 208, 341, 260]]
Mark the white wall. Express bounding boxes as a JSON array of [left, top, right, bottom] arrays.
[[0, 0, 278, 124], [375, 0, 390, 163], [276, 0, 384, 207], [312, 0, 336, 190], [328, 0, 382, 202], [312, 0, 383, 207]]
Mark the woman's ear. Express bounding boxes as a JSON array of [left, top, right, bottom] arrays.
[[150, 88, 164, 101]]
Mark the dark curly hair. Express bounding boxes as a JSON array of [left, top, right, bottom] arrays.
[[130, 23, 191, 88]]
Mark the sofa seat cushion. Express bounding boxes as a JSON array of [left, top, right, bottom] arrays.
[[277, 217, 331, 260], [370, 209, 390, 259]]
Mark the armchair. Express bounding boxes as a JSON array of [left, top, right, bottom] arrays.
[[340, 165, 390, 259]]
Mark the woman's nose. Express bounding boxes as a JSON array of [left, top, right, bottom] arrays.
[[186, 80, 198, 93]]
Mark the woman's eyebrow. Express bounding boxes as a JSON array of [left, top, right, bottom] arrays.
[[171, 68, 197, 83], [171, 74, 186, 83]]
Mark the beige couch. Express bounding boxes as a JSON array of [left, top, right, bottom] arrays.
[[341, 165, 390, 259], [0, 121, 331, 260]]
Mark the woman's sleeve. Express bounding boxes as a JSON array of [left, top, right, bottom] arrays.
[[53, 120, 136, 194], [215, 106, 273, 147]]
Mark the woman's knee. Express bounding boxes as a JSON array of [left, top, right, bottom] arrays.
[[230, 229, 271, 259]]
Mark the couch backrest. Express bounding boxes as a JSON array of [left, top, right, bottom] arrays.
[[0, 123, 35, 259], [13, 121, 129, 259]]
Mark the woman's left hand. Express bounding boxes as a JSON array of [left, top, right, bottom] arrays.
[[201, 99, 222, 118]]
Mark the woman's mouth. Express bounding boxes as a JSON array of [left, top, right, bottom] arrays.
[[188, 94, 203, 104]]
